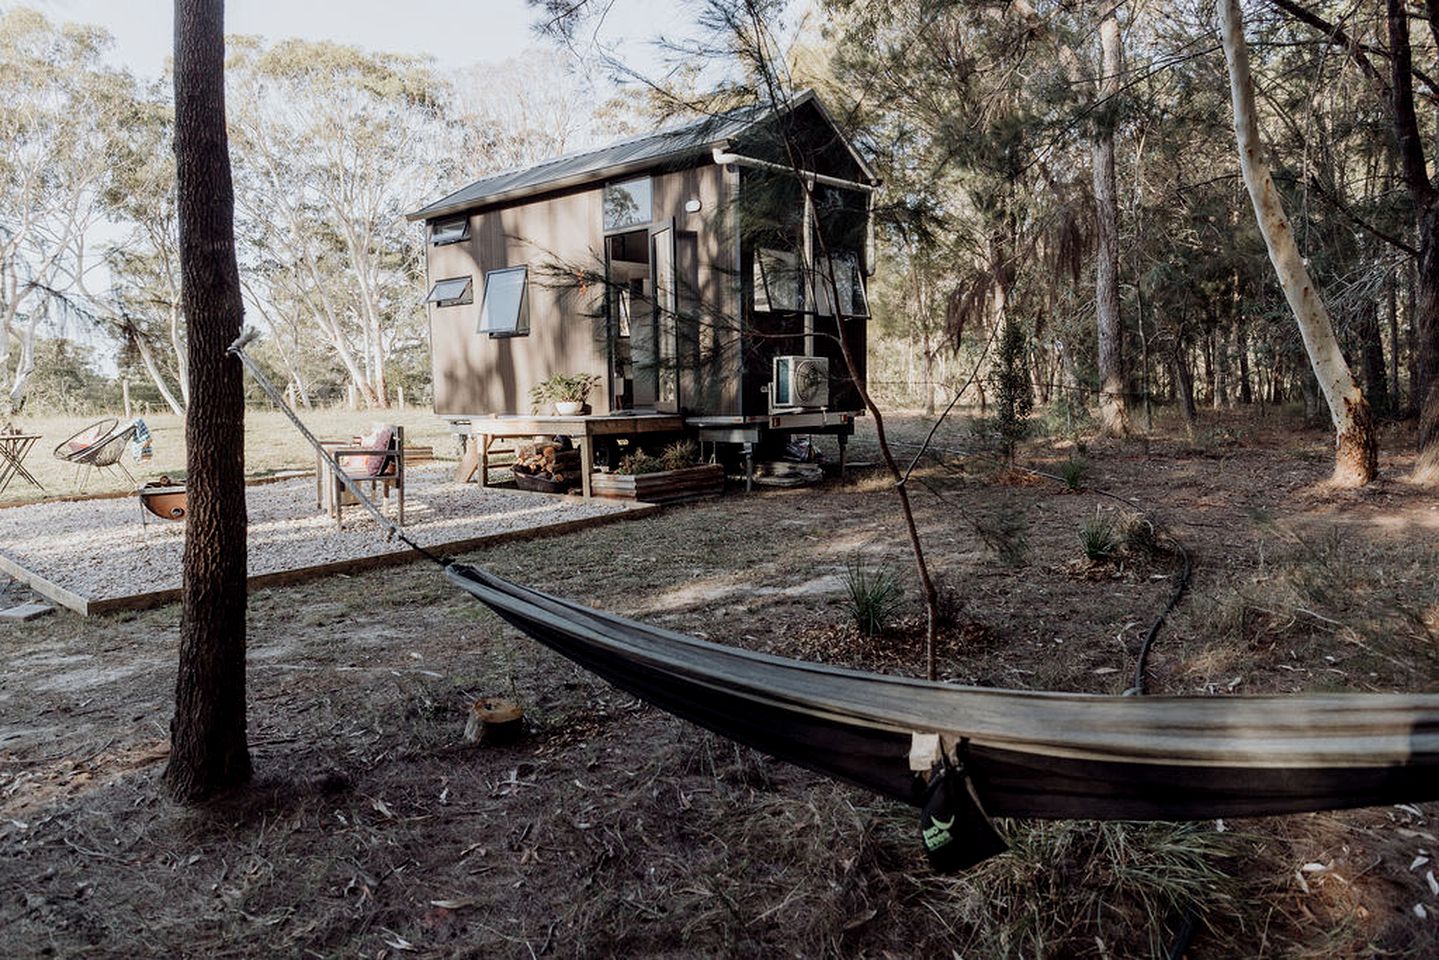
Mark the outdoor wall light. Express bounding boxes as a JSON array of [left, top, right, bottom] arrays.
[[684, 198, 702, 213]]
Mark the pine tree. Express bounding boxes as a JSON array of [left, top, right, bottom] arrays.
[[993, 318, 1033, 466]]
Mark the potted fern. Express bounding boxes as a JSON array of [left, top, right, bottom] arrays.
[[530, 373, 601, 416]]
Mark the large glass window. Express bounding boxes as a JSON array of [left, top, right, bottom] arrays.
[[811, 251, 868, 318], [426, 276, 473, 307], [603, 177, 652, 231], [429, 215, 470, 245], [478, 266, 529, 337], [753, 248, 799, 312]]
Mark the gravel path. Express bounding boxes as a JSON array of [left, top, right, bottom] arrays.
[[0, 467, 637, 603]]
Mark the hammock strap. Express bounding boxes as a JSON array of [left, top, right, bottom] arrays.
[[226, 327, 450, 569]]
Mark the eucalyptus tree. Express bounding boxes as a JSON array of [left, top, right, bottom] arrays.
[[165, 0, 252, 803], [1218, 0, 1377, 484], [101, 81, 190, 415], [227, 38, 446, 408], [0, 9, 127, 417]]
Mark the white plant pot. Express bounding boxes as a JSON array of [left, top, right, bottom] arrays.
[[554, 401, 583, 416]]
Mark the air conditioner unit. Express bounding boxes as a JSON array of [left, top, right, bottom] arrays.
[[772, 355, 830, 410]]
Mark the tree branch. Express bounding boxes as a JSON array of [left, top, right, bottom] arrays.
[[1387, 0, 1436, 204], [1268, 0, 1439, 102], [1274, 173, 1418, 256]]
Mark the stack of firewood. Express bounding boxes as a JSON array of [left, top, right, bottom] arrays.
[[513, 442, 580, 482]]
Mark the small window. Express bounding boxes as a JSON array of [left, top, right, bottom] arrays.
[[753, 248, 799, 312], [429, 216, 470, 245], [426, 276, 473, 307], [478, 266, 529, 337], [603, 177, 652, 231]]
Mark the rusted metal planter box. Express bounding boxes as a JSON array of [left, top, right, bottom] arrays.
[[588, 464, 724, 504]]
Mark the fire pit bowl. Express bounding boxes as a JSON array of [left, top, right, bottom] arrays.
[[138, 480, 187, 523]]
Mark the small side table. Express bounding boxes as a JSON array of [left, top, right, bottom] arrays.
[[0, 434, 43, 497]]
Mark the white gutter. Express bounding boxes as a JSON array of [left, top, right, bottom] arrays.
[[710, 147, 878, 193]]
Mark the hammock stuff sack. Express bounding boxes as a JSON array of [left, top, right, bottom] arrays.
[[447, 563, 1439, 870]]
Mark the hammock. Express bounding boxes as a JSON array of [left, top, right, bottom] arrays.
[[227, 331, 1439, 868], [447, 563, 1439, 822]]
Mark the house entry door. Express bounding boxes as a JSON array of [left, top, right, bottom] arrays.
[[605, 229, 655, 409], [650, 220, 678, 413]]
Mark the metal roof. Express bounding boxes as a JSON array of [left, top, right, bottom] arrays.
[[407, 90, 875, 221]]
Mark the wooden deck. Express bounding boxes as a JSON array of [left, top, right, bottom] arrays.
[[458, 413, 685, 497]]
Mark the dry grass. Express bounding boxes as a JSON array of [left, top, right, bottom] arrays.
[[1, 406, 1437, 957], [1, 408, 456, 506]]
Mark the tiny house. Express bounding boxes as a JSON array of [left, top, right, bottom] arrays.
[[408, 91, 877, 467]]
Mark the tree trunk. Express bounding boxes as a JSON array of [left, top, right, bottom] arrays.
[[5, 302, 41, 416], [1416, 202, 1439, 481], [1093, 2, 1131, 437], [1358, 299, 1389, 417], [1409, 262, 1420, 418], [1218, 0, 1377, 485], [1388, 270, 1400, 414], [164, 0, 252, 803], [1236, 321, 1253, 404], [1173, 339, 1197, 436], [1201, 326, 1215, 404], [130, 327, 187, 417], [922, 345, 937, 416]]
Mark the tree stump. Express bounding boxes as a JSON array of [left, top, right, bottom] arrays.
[[464, 698, 524, 745]]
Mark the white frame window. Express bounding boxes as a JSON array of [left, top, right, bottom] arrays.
[[478, 265, 530, 337]]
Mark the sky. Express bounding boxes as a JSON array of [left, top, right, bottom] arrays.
[[29, 0, 700, 79]]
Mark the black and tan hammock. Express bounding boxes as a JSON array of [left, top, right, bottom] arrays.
[[446, 564, 1439, 820], [230, 332, 1439, 868]]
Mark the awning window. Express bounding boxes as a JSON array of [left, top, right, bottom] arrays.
[[426, 276, 473, 307], [754, 248, 799, 312], [478, 266, 529, 337], [430, 216, 471, 245]]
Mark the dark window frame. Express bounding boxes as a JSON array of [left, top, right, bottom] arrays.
[[429, 215, 471, 245], [426, 275, 473, 307], [477, 265, 530, 338], [602, 176, 654, 232]]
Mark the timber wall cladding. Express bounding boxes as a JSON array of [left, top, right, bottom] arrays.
[[429, 187, 608, 416], [428, 162, 744, 419]]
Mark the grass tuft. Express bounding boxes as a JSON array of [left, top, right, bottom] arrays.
[[844, 555, 904, 636], [1079, 506, 1120, 561]]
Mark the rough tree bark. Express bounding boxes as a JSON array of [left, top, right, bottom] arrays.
[[163, 0, 252, 802], [1358, 300, 1389, 417], [1093, 1, 1131, 437], [1384, 0, 1439, 480], [1218, 0, 1377, 485]]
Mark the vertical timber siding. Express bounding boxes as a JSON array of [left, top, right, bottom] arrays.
[[428, 188, 607, 416], [427, 162, 743, 418]]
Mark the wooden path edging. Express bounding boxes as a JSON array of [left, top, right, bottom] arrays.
[[0, 502, 659, 618]]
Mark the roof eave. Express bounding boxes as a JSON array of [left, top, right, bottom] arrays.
[[406, 144, 723, 222]]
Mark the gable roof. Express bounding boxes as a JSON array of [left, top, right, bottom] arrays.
[[406, 90, 876, 222]]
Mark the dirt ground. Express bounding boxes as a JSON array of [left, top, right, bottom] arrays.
[[1, 408, 1437, 958]]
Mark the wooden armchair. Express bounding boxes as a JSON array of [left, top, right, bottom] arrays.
[[318, 425, 405, 529]]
